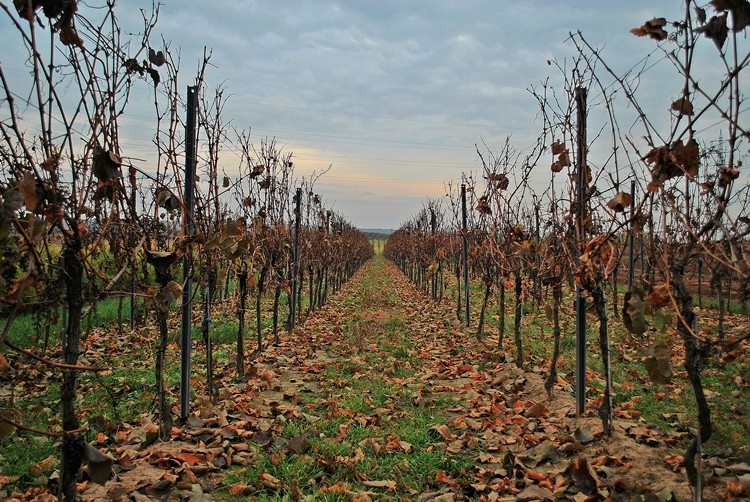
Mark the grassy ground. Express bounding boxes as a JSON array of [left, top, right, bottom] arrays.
[[436, 272, 750, 458], [219, 257, 476, 499], [0, 255, 747, 500]]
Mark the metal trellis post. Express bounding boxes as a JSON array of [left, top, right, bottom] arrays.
[[180, 85, 198, 421], [575, 86, 587, 417], [461, 184, 470, 326], [290, 188, 302, 330]]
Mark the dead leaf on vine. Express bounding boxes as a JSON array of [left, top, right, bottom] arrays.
[[647, 283, 672, 309], [558, 151, 571, 167], [92, 147, 122, 182], [58, 22, 84, 47], [606, 192, 632, 213], [711, 0, 750, 31], [17, 172, 41, 213], [551, 140, 566, 155], [543, 303, 553, 321], [145, 250, 180, 276], [156, 189, 180, 212], [671, 97, 694, 116], [149, 48, 166, 67], [487, 173, 510, 190], [644, 139, 699, 182], [122, 58, 144, 75], [623, 288, 647, 335], [644, 335, 673, 384], [146, 68, 160, 87], [632, 212, 649, 232], [258, 177, 272, 189], [631, 18, 668, 40], [476, 196, 492, 215], [40, 154, 60, 172], [719, 166, 740, 186], [251, 164, 265, 177], [696, 13, 729, 49]]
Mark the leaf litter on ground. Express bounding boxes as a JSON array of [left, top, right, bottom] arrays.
[[2, 256, 745, 500]]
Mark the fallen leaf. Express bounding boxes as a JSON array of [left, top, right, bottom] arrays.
[[176, 451, 204, 466], [362, 479, 397, 490], [566, 457, 599, 495], [259, 472, 281, 489], [523, 402, 547, 418], [516, 484, 556, 501], [573, 426, 595, 445], [435, 470, 458, 487], [0, 352, 10, 374], [84, 443, 113, 485], [431, 424, 454, 441], [229, 483, 253, 495]]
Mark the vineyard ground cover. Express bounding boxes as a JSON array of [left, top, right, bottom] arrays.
[[1, 256, 748, 500], [439, 273, 750, 459]]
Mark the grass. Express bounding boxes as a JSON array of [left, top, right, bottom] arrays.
[[0, 280, 322, 496], [0, 435, 57, 490], [224, 398, 472, 499], [4, 253, 747, 498], [216, 256, 476, 499], [437, 270, 750, 457]]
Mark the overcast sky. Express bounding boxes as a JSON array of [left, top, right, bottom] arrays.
[[2, 1, 699, 228]]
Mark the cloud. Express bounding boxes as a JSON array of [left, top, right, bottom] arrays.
[[0, 0, 703, 229]]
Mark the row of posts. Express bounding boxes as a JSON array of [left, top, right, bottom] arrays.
[[177, 86, 594, 419], [177, 86, 306, 420], [454, 88, 590, 417]]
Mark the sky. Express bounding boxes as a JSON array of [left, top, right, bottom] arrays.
[[0, 1, 716, 229]]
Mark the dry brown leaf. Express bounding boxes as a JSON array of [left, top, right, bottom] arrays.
[[551, 140, 566, 155], [259, 472, 281, 489], [362, 479, 397, 490], [631, 18, 668, 40], [229, 483, 254, 495], [671, 97, 694, 116], [606, 192, 633, 213], [0, 352, 10, 374], [431, 424, 454, 441]]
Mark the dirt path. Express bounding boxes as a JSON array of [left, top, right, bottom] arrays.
[[83, 256, 734, 501]]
